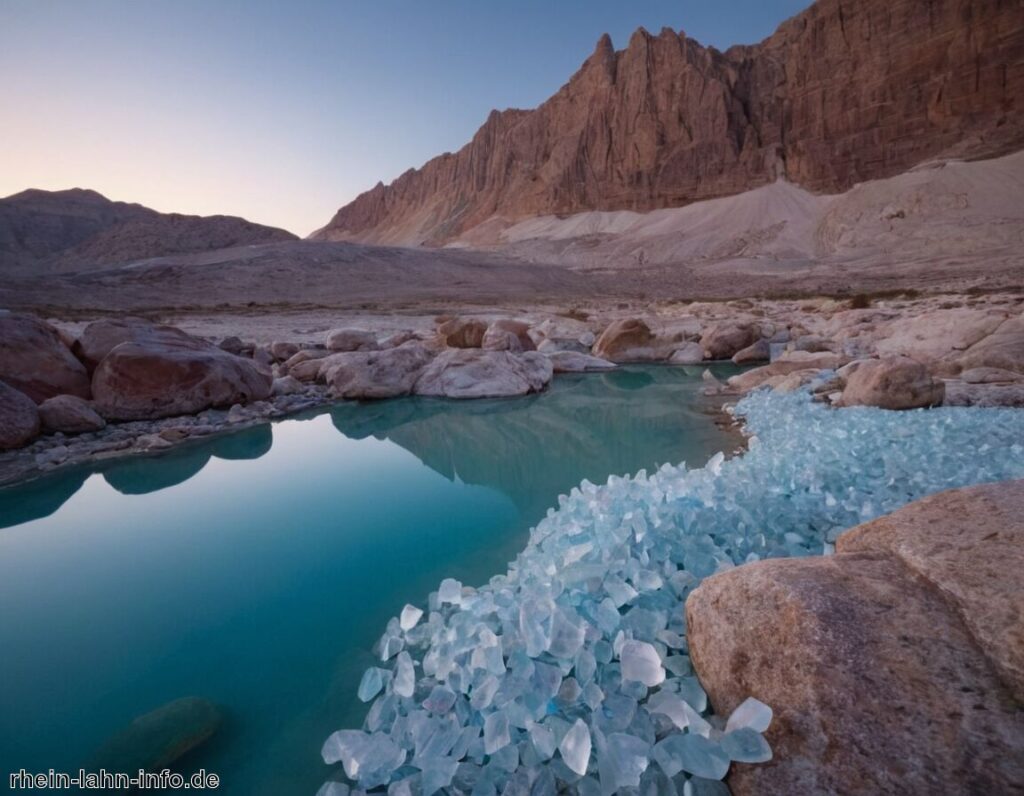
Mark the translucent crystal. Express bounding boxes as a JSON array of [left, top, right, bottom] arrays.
[[559, 718, 592, 776], [438, 578, 462, 606], [620, 640, 665, 686], [725, 696, 772, 733], [357, 667, 385, 703], [423, 685, 457, 714], [598, 732, 650, 793], [483, 711, 511, 754], [393, 651, 415, 698], [400, 604, 424, 631], [722, 727, 773, 763]]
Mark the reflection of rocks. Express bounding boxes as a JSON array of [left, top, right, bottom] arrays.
[[330, 366, 733, 522], [102, 424, 272, 494], [89, 696, 223, 775], [0, 468, 88, 529]]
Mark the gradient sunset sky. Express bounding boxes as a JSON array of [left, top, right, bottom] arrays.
[[0, 0, 808, 236]]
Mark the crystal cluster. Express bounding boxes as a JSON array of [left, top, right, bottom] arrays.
[[321, 391, 1024, 795]]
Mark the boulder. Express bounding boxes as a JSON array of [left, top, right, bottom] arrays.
[[838, 356, 944, 409], [686, 482, 1024, 796], [271, 375, 304, 396], [73, 318, 195, 372], [944, 381, 1024, 408], [700, 322, 758, 360], [288, 358, 326, 383], [592, 318, 652, 361], [790, 335, 837, 353], [89, 696, 223, 775], [0, 381, 41, 449], [252, 346, 274, 369], [437, 317, 487, 348], [731, 338, 770, 364], [325, 328, 379, 353], [958, 316, 1024, 374], [482, 320, 536, 353], [960, 367, 1022, 384], [874, 309, 1006, 362], [92, 336, 273, 421], [269, 341, 300, 362], [0, 314, 91, 402], [380, 330, 419, 349], [669, 342, 705, 365], [727, 352, 849, 393], [217, 336, 246, 355], [546, 351, 617, 373], [324, 342, 435, 399], [282, 348, 328, 373], [38, 394, 106, 434], [414, 349, 552, 399]]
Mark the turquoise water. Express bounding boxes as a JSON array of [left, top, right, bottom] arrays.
[[0, 365, 739, 794]]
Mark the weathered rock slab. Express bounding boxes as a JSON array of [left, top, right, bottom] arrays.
[[324, 342, 435, 399], [0, 381, 41, 449], [838, 356, 944, 409], [38, 394, 106, 434], [546, 351, 617, 373]]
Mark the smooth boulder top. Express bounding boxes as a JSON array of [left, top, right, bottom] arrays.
[[73, 317, 198, 371], [38, 393, 106, 434], [325, 328, 380, 353], [414, 349, 553, 398], [685, 480, 1024, 796], [0, 313, 91, 403], [0, 380, 41, 450], [323, 342, 435, 399], [91, 334, 272, 421]]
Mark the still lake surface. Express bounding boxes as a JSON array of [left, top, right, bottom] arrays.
[[0, 365, 740, 794]]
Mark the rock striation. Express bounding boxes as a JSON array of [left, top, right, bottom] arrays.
[[315, 0, 1024, 246]]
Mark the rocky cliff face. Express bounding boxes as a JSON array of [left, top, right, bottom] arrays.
[[0, 188, 297, 272], [315, 0, 1024, 246]]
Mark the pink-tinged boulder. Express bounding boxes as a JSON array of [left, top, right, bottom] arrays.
[[731, 338, 770, 364], [686, 482, 1024, 796], [73, 318, 196, 372], [482, 320, 536, 353], [325, 328, 379, 353], [414, 350, 552, 398], [0, 314, 91, 402], [958, 316, 1024, 374], [269, 341, 300, 362], [38, 394, 106, 434], [838, 356, 944, 409], [874, 309, 1006, 362], [700, 322, 759, 360], [323, 342, 435, 399], [669, 342, 705, 365], [0, 381, 41, 449], [92, 336, 272, 421], [437, 317, 487, 349]]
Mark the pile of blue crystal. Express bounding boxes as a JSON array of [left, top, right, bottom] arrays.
[[321, 390, 1024, 795]]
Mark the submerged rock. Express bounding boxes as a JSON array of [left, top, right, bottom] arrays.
[[414, 349, 552, 398], [686, 481, 1024, 795], [89, 696, 223, 774], [0, 314, 91, 402], [0, 381, 41, 449], [92, 336, 272, 421], [38, 394, 106, 434]]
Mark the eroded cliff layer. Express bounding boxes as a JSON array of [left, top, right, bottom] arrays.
[[316, 0, 1024, 246]]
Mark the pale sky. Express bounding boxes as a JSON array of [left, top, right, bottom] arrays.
[[0, 0, 808, 236]]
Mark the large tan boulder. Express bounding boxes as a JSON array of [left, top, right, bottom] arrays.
[[414, 349, 552, 398], [838, 481, 1024, 699], [325, 328, 379, 353], [686, 481, 1024, 796], [482, 320, 536, 353], [838, 356, 944, 409], [700, 322, 759, 360], [958, 315, 1024, 374], [592, 319, 654, 362], [92, 336, 272, 421], [0, 381, 41, 449], [73, 318, 195, 372], [323, 342, 435, 399], [0, 314, 90, 402], [437, 317, 487, 349], [38, 394, 106, 434]]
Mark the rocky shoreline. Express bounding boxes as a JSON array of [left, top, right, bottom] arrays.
[[2, 291, 1022, 488]]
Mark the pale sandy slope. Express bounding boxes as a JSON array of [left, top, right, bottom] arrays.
[[455, 151, 1024, 277]]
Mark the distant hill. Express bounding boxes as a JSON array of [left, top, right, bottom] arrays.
[[0, 188, 297, 273], [313, 0, 1024, 246]]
